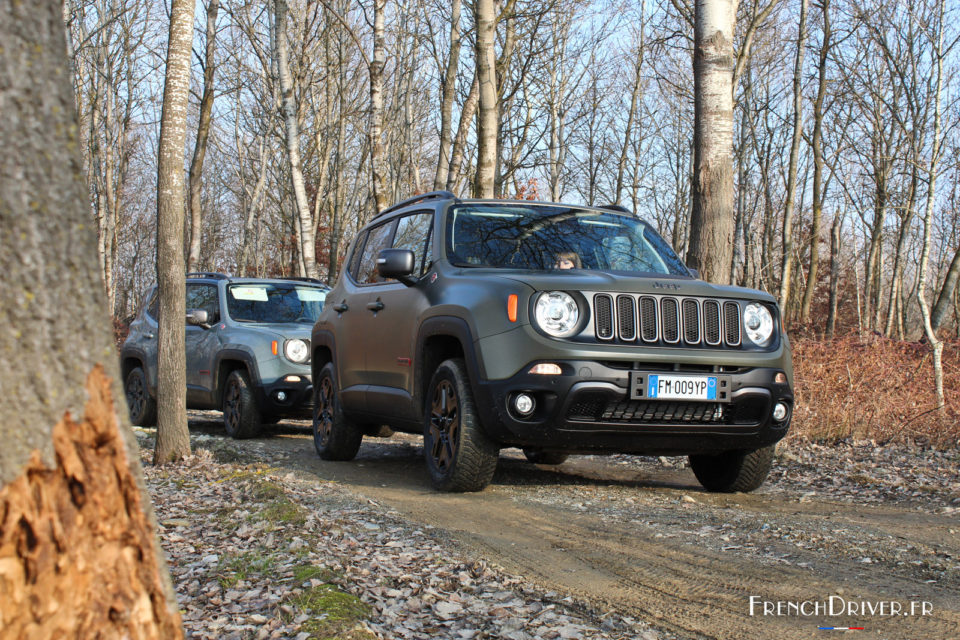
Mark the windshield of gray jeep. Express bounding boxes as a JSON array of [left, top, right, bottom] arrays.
[[446, 204, 689, 275], [226, 284, 327, 323]]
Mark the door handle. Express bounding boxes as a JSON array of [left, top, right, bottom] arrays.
[[366, 300, 384, 312], [332, 302, 348, 312]]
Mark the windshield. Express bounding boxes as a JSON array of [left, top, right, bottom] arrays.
[[226, 284, 327, 324], [445, 204, 689, 276]]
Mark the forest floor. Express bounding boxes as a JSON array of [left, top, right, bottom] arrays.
[[137, 413, 960, 639]]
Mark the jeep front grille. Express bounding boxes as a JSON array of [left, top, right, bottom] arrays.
[[592, 294, 743, 349]]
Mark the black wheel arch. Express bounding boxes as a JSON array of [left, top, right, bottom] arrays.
[[414, 316, 487, 419], [213, 349, 260, 406]]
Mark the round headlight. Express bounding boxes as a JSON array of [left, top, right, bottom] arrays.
[[534, 291, 580, 337], [743, 303, 774, 345], [284, 339, 309, 363]]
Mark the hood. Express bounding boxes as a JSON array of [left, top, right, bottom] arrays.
[[229, 322, 315, 339], [492, 270, 776, 302]]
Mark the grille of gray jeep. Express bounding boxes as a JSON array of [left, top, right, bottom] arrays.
[[566, 393, 765, 426], [593, 294, 742, 348]]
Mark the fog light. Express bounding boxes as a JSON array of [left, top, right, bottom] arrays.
[[775, 372, 787, 384], [773, 402, 788, 422], [284, 375, 302, 383], [276, 391, 287, 402], [514, 393, 536, 416]]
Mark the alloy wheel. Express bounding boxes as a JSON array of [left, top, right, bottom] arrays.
[[428, 380, 459, 471]]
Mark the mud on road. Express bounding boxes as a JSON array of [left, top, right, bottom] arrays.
[[190, 413, 960, 639]]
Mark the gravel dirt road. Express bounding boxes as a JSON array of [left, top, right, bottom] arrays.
[[185, 414, 960, 639]]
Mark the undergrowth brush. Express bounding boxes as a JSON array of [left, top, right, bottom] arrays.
[[791, 334, 959, 446]]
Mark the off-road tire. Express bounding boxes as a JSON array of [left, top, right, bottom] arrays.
[[689, 445, 775, 493], [125, 366, 156, 427], [522, 448, 569, 465], [222, 369, 262, 439], [423, 358, 499, 492], [313, 363, 363, 460]]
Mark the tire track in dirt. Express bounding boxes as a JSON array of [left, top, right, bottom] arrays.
[[214, 425, 960, 639]]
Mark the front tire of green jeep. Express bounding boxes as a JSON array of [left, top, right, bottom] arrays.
[[312, 363, 363, 461], [125, 366, 156, 427], [222, 369, 262, 439], [689, 445, 775, 493], [423, 358, 499, 492]]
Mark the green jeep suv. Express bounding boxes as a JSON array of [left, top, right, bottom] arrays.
[[311, 193, 793, 492], [122, 273, 329, 438]]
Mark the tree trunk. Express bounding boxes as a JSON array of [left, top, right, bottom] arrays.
[[916, 0, 946, 411], [777, 0, 808, 318], [370, 0, 388, 212], [687, 0, 737, 284], [800, 0, 830, 323], [154, 0, 195, 464], [473, 0, 498, 198], [0, 2, 182, 635], [274, 0, 318, 279], [434, 0, 462, 191], [446, 75, 479, 193], [932, 243, 960, 330], [616, 14, 645, 205], [187, 0, 220, 273]]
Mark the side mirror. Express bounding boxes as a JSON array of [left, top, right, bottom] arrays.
[[186, 308, 210, 328], [377, 249, 416, 285], [688, 268, 700, 280]]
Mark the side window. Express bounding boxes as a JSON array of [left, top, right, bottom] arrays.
[[145, 289, 159, 321], [392, 212, 434, 277], [186, 284, 220, 323], [356, 221, 396, 284], [348, 231, 368, 281]]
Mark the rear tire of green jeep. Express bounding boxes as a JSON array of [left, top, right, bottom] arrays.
[[522, 448, 569, 465], [689, 445, 775, 493], [312, 363, 363, 461], [125, 367, 156, 427], [423, 358, 499, 492], [222, 369, 262, 439]]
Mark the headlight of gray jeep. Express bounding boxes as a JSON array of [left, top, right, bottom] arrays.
[[534, 291, 580, 338], [743, 303, 774, 346], [283, 338, 309, 363]]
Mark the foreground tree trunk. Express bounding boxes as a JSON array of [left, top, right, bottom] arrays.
[[0, 2, 182, 635], [474, 0, 498, 198], [187, 0, 220, 273], [155, 0, 196, 463], [687, 0, 737, 284]]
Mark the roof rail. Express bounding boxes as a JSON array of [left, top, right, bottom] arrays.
[[599, 204, 632, 214], [375, 190, 456, 219], [278, 276, 329, 286], [186, 272, 230, 280]]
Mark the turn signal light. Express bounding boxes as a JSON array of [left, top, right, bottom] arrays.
[[271, 340, 278, 355], [775, 372, 787, 384], [507, 294, 518, 322], [529, 363, 562, 375]]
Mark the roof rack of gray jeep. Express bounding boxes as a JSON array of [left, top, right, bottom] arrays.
[[599, 204, 632, 214], [376, 190, 456, 219], [186, 272, 230, 280]]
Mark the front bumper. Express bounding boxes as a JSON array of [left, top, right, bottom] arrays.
[[256, 375, 313, 418], [473, 361, 793, 455]]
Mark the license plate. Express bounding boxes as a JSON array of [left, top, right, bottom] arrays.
[[646, 374, 717, 401]]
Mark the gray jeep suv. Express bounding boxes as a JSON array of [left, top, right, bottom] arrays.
[[122, 273, 329, 438], [311, 193, 793, 492]]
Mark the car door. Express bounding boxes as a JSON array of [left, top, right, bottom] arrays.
[[185, 282, 222, 406], [333, 220, 397, 399], [363, 211, 434, 396]]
